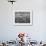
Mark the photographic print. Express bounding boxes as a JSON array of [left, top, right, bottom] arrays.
[[14, 10, 32, 26]]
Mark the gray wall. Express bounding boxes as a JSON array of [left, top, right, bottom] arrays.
[[0, 0, 46, 41]]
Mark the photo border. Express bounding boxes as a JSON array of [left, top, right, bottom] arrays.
[[13, 10, 33, 26]]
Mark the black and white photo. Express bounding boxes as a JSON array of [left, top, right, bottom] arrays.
[[15, 12, 30, 23]]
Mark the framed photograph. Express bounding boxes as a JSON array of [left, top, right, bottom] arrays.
[[14, 10, 33, 26]]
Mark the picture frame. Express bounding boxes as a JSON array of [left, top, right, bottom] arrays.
[[13, 10, 33, 26]]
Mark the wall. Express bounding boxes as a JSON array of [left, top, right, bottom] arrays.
[[0, 0, 46, 41]]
